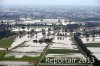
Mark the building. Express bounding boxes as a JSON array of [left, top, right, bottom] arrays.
[[0, 20, 7, 31]]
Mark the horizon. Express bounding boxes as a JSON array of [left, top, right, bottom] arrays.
[[0, 0, 100, 7]]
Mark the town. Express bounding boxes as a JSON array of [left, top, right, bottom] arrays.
[[0, 0, 100, 66]]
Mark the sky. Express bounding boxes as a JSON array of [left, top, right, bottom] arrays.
[[0, 0, 100, 7]]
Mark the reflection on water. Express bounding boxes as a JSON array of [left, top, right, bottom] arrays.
[[57, 37, 65, 40]]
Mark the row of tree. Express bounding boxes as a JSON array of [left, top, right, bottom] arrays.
[[74, 33, 100, 66]]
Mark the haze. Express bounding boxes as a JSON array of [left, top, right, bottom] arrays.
[[1, 0, 100, 7]]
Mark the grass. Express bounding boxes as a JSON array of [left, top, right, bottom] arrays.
[[46, 49, 80, 54], [31, 26, 52, 29], [39, 65, 89, 66], [0, 50, 41, 62], [3, 56, 40, 62], [0, 50, 7, 60], [85, 43, 100, 47], [0, 49, 43, 62], [0, 40, 42, 62], [0, 36, 16, 48], [0, 39, 45, 62], [40, 49, 80, 63]]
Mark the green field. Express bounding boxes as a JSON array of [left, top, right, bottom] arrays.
[[41, 49, 81, 63], [32, 26, 52, 28], [39, 65, 89, 66], [46, 49, 80, 54], [85, 43, 100, 47], [2, 56, 40, 62], [0, 35, 42, 62], [0, 50, 42, 62], [0, 36, 16, 48]]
